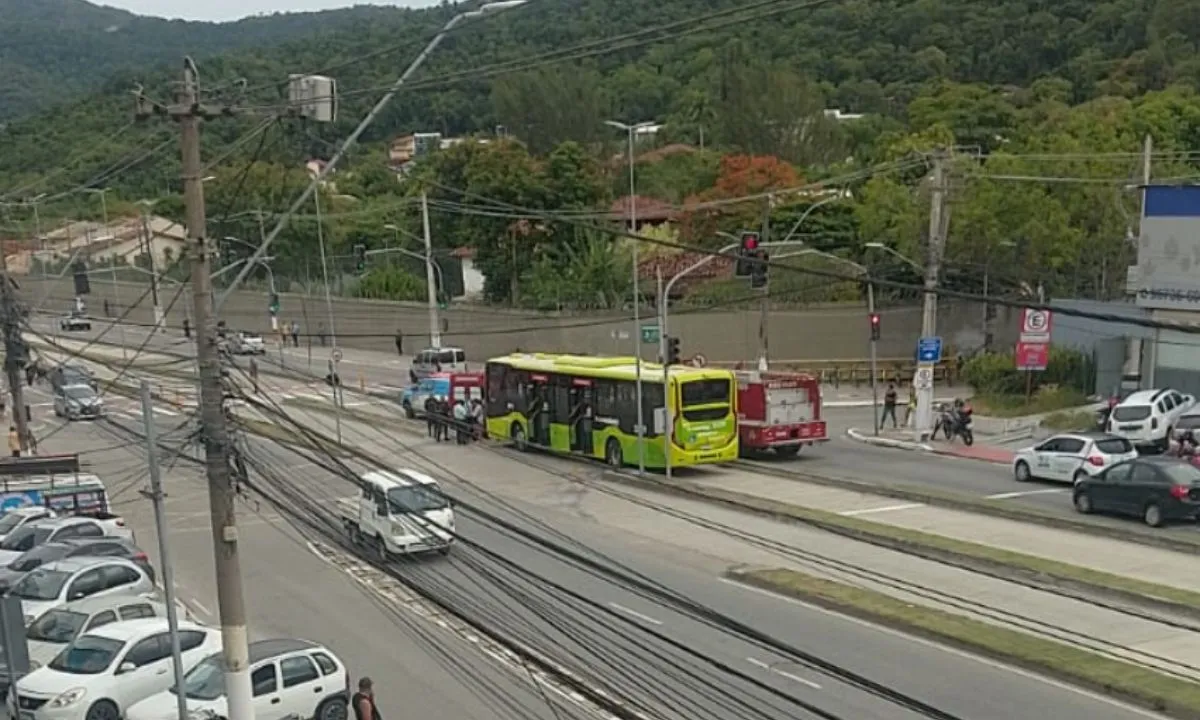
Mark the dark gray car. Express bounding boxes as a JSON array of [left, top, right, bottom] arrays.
[[0, 538, 154, 592]]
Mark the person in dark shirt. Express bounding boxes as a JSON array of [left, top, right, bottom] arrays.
[[881, 382, 899, 429], [352, 677, 382, 720]]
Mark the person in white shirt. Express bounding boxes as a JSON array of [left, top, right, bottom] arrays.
[[452, 400, 468, 444]]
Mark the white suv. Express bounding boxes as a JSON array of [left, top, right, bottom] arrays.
[[126, 638, 349, 720], [1107, 388, 1196, 451]]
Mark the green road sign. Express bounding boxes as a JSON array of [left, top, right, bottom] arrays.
[[640, 324, 660, 344]]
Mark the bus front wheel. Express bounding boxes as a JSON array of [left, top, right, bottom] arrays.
[[605, 438, 624, 468]]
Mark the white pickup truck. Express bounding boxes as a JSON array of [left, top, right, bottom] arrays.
[[338, 469, 455, 559]]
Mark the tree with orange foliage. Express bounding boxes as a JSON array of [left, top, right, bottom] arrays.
[[678, 154, 801, 245]]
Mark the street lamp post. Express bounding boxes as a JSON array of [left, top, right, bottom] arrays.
[[865, 242, 928, 439], [982, 240, 1016, 350], [136, 199, 165, 332], [216, 0, 529, 311], [606, 118, 655, 476]]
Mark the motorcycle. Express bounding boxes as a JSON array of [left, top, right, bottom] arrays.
[[934, 402, 974, 446]]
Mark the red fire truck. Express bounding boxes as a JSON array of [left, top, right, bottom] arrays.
[[735, 370, 827, 457]]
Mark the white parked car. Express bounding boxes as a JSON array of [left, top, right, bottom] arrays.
[[0, 508, 57, 543], [228, 332, 265, 355], [8, 557, 155, 625], [1013, 433, 1138, 484], [127, 638, 350, 720], [0, 517, 134, 568], [24, 596, 174, 673], [1107, 388, 1196, 451], [11, 618, 219, 720]]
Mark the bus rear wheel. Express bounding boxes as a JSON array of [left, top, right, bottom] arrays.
[[512, 423, 528, 451], [605, 438, 624, 468]]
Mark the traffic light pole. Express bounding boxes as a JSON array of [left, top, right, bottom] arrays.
[[656, 268, 673, 480], [868, 282, 879, 436]]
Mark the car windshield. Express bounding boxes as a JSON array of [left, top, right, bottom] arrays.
[[1164, 463, 1200, 485], [0, 525, 52, 551], [681, 379, 731, 407], [1177, 415, 1200, 430], [64, 386, 96, 401], [60, 367, 89, 381], [0, 513, 25, 535], [388, 485, 448, 514], [1112, 405, 1151, 421], [241, 333, 261, 340], [9, 544, 68, 572], [48, 635, 124, 674], [27, 608, 88, 643], [174, 653, 225, 700], [1094, 438, 1134, 454], [11, 568, 70, 600]]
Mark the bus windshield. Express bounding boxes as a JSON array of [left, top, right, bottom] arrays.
[[681, 380, 731, 407]]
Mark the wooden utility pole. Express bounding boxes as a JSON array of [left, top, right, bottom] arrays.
[[135, 59, 254, 720], [914, 148, 950, 442]]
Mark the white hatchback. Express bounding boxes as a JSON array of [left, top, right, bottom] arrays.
[[127, 638, 350, 720], [11, 618, 220, 720], [1107, 388, 1195, 450], [1013, 433, 1138, 484], [8, 558, 155, 626]]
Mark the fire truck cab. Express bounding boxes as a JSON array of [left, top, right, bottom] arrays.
[[735, 370, 827, 457]]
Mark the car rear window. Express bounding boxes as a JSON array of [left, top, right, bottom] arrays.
[[1163, 463, 1200, 485], [1113, 405, 1151, 421], [1094, 438, 1133, 454]]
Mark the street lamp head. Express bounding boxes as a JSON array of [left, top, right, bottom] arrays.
[[383, 224, 398, 230], [479, 0, 527, 11], [201, 176, 217, 183], [864, 242, 886, 249]]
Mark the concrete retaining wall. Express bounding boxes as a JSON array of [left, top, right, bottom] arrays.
[[23, 276, 1017, 363]]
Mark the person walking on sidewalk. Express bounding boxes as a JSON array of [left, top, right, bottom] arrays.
[[394, 328, 404, 356], [352, 677, 382, 720], [8, 426, 20, 457], [881, 382, 898, 429], [904, 384, 917, 427], [290, 320, 300, 347]]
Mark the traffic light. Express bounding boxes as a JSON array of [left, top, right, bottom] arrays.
[[353, 243, 367, 273], [869, 312, 881, 341], [666, 335, 681, 365], [268, 292, 280, 316], [735, 231, 760, 276], [749, 250, 769, 289]]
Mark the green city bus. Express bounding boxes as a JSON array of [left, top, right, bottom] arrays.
[[484, 353, 739, 469]]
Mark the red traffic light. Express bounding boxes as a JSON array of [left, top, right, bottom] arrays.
[[740, 232, 760, 251]]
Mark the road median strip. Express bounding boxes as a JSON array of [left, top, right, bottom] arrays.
[[601, 469, 1200, 624], [729, 566, 1200, 720]]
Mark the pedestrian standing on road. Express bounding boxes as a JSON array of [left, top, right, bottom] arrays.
[[470, 398, 484, 441], [453, 400, 468, 444], [424, 395, 436, 437], [435, 396, 450, 442], [904, 384, 917, 427], [182, 317, 191, 339], [352, 677, 382, 720], [317, 322, 327, 347], [394, 328, 403, 356], [249, 357, 259, 394], [103, 299, 111, 317], [290, 320, 300, 347], [881, 382, 898, 429], [8, 426, 19, 457]]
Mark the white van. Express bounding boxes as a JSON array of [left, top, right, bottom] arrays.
[[337, 469, 455, 558], [410, 347, 467, 380]]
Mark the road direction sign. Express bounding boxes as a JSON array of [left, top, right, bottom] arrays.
[[331, 348, 343, 363], [640, 324, 660, 344], [917, 336, 943, 364], [1020, 308, 1052, 342]]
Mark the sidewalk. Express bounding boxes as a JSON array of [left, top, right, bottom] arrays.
[[846, 426, 1017, 464]]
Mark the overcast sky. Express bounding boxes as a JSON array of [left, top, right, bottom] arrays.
[[96, 0, 440, 22]]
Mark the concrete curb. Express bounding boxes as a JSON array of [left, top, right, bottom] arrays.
[[845, 427, 934, 452]]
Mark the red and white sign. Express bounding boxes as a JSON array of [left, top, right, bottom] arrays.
[[1020, 308, 1052, 342], [1015, 341, 1049, 371]]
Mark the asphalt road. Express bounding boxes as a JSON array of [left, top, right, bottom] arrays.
[[40, 418, 596, 720], [236, 404, 1168, 720], [29, 317, 1200, 540]]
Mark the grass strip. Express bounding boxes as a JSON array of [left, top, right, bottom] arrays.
[[605, 471, 1200, 618], [731, 567, 1200, 719]]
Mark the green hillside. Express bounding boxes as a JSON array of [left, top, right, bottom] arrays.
[[0, 0, 417, 122]]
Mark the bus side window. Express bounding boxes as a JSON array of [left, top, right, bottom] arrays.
[[549, 376, 570, 424], [594, 380, 616, 417], [486, 364, 507, 415]]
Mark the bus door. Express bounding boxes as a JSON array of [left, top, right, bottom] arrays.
[[527, 374, 552, 449], [568, 379, 594, 455]]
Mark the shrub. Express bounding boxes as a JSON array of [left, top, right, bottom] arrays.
[[962, 347, 1093, 396]]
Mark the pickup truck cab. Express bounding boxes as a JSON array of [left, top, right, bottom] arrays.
[[400, 372, 484, 419], [338, 469, 454, 560]]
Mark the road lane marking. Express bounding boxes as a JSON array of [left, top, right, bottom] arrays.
[[607, 602, 663, 626], [985, 488, 1068, 500], [746, 657, 822, 689], [838, 503, 925, 517], [720, 578, 1168, 718]]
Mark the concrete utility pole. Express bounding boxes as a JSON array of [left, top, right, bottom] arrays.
[[137, 380, 187, 720], [0, 251, 30, 453], [136, 58, 254, 720], [421, 192, 441, 346], [915, 149, 950, 442]]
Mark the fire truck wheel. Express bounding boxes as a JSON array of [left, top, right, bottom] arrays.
[[775, 445, 800, 458]]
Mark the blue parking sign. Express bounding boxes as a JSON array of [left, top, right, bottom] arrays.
[[917, 336, 942, 363]]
